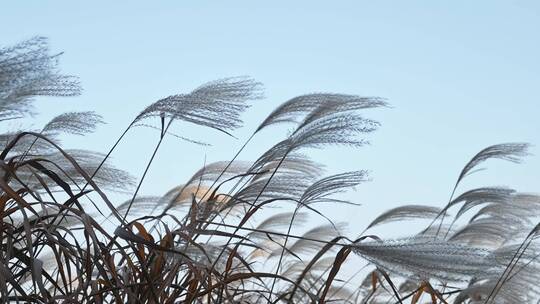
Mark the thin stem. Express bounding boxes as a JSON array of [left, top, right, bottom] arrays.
[[121, 120, 172, 223], [198, 220, 350, 247], [268, 205, 300, 297]]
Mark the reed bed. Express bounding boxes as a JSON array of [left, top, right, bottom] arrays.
[[1, 37, 538, 304]]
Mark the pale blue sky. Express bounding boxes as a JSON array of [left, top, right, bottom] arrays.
[[2, 1, 539, 236]]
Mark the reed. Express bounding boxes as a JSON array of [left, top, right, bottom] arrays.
[[1, 37, 538, 304]]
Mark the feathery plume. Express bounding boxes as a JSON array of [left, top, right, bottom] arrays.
[[352, 237, 501, 282], [455, 143, 530, 185], [0, 36, 81, 122], [42, 111, 104, 136], [134, 76, 263, 135], [256, 93, 387, 132], [366, 205, 443, 230]]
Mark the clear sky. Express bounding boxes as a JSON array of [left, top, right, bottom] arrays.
[[2, 1, 539, 237]]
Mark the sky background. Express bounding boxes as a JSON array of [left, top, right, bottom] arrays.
[[1, 1, 539, 237]]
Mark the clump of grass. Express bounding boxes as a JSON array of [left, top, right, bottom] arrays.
[[1, 37, 539, 304]]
